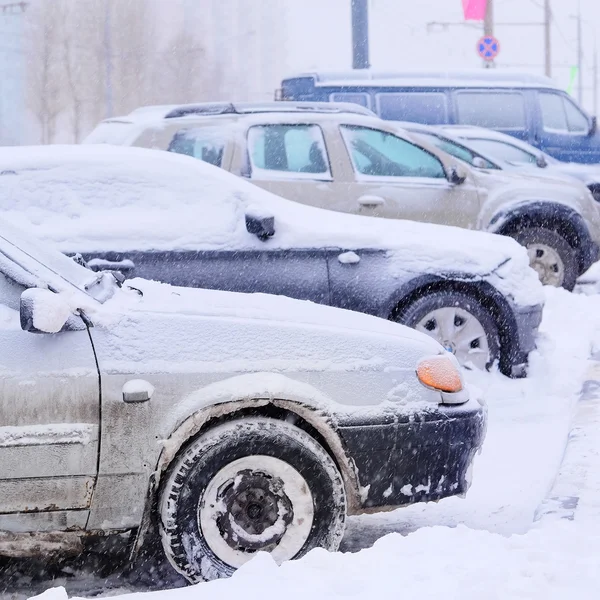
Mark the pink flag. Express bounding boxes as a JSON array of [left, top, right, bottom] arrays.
[[462, 0, 486, 20]]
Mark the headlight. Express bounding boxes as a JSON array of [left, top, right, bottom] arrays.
[[416, 354, 464, 393]]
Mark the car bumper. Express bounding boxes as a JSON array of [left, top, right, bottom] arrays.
[[337, 399, 487, 510], [507, 302, 544, 377]]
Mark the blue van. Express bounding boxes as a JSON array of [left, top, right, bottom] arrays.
[[279, 70, 600, 164]]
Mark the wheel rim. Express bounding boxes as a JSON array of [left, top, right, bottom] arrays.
[[525, 243, 565, 287], [199, 455, 314, 568], [414, 306, 490, 370]]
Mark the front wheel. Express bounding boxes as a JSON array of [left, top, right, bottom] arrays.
[[395, 290, 501, 372], [509, 227, 578, 290], [159, 417, 347, 583]]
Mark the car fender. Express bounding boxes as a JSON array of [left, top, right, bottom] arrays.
[[131, 373, 363, 558]]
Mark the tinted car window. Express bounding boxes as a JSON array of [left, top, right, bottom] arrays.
[[247, 124, 331, 176], [455, 92, 526, 129], [168, 127, 226, 167], [540, 92, 589, 133], [330, 92, 370, 108], [341, 125, 446, 178], [376, 92, 448, 124], [466, 138, 538, 164]]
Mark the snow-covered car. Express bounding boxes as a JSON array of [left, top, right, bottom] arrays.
[[0, 145, 543, 377], [83, 101, 600, 290], [0, 218, 486, 582]]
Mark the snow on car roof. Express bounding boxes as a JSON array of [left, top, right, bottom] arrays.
[[286, 70, 559, 89], [0, 145, 542, 306]]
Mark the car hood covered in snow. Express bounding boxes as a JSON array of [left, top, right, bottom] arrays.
[[0, 145, 542, 306]]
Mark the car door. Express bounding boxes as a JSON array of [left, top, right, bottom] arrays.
[[85, 247, 331, 305], [0, 272, 100, 530], [334, 124, 481, 228], [535, 90, 598, 163]]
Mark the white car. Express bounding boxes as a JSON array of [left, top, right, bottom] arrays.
[[0, 145, 544, 377], [0, 219, 486, 582]]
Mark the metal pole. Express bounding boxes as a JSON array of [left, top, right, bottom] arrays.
[[483, 0, 494, 68], [577, 1, 583, 104], [104, 0, 113, 118], [351, 0, 369, 69], [594, 38, 598, 116], [544, 0, 551, 77]]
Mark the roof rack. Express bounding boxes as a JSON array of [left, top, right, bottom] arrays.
[[164, 101, 376, 119]]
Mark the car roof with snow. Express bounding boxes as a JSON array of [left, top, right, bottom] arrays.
[[0, 144, 538, 298], [283, 70, 559, 89]]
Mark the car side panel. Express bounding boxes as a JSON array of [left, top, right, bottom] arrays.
[[81, 250, 330, 305]]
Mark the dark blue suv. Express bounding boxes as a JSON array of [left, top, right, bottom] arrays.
[[279, 70, 600, 164]]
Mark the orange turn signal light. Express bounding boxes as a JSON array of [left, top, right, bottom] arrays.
[[416, 355, 463, 393]]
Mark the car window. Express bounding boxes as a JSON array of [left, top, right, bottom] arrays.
[[455, 92, 526, 130], [540, 92, 589, 134], [330, 92, 370, 108], [168, 127, 226, 167], [247, 124, 332, 178], [341, 125, 446, 178], [415, 132, 497, 168], [376, 92, 448, 124], [466, 138, 538, 165]]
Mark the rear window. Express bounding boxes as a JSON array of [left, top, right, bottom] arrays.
[[83, 121, 138, 145], [455, 92, 527, 130], [376, 92, 448, 124]]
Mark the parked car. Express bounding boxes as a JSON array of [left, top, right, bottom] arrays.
[[278, 70, 600, 164], [436, 125, 600, 202], [0, 217, 487, 581], [84, 102, 600, 290], [0, 145, 543, 376]]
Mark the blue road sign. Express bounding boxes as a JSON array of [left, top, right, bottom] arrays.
[[477, 36, 500, 61]]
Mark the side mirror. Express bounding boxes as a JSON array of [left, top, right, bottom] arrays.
[[245, 210, 275, 241], [447, 165, 467, 185], [472, 157, 488, 169], [536, 155, 548, 168], [589, 116, 597, 137], [20, 288, 73, 334]]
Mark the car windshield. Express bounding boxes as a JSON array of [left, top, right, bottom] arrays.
[[0, 219, 105, 300], [415, 131, 499, 169], [466, 138, 539, 166]]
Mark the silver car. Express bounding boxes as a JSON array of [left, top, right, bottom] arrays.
[[0, 219, 486, 582]]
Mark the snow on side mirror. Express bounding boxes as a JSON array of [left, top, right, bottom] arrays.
[[20, 288, 73, 334], [447, 165, 467, 185], [472, 157, 488, 169], [245, 206, 275, 241]]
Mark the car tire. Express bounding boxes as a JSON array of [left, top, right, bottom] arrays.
[[158, 417, 347, 583], [509, 227, 578, 290], [395, 290, 501, 372]]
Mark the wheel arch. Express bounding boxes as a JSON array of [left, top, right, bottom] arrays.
[[387, 275, 520, 376], [487, 201, 592, 272], [130, 379, 363, 558]]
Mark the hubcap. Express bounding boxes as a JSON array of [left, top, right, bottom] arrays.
[[415, 306, 490, 370], [525, 243, 565, 287], [199, 455, 314, 568]]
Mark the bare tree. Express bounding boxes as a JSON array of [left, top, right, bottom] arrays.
[[25, 0, 65, 144]]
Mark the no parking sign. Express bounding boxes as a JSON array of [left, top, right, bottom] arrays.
[[477, 36, 500, 61]]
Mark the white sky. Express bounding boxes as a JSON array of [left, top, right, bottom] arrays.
[[283, 0, 600, 112]]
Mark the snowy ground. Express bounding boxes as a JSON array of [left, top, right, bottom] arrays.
[[2, 285, 600, 599]]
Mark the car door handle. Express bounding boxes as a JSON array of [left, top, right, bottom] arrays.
[[358, 195, 385, 208], [87, 258, 135, 273]]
